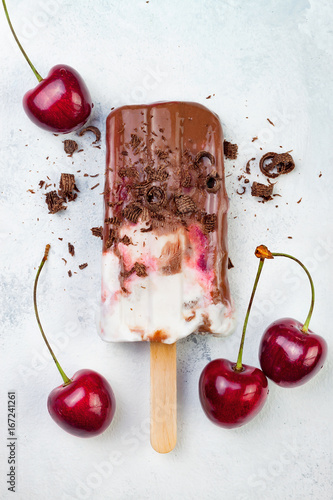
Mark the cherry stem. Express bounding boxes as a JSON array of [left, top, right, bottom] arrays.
[[33, 245, 71, 385], [2, 0, 43, 82], [235, 258, 265, 371], [272, 252, 314, 333]]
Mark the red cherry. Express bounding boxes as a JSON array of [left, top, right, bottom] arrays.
[[23, 65, 92, 133], [3, 1, 92, 133], [48, 369, 116, 437], [34, 246, 116, 438], [199, 359, 269, 428], [259, 318, 327, 387]]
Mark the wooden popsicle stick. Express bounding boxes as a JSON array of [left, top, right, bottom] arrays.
[[150, 342, 177, 453]]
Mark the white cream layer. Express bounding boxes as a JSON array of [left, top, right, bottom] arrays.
[[100, 224, 235, 343]]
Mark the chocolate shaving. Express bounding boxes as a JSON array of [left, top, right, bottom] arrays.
[[236, 186, 246, 195], [119, 166, 139, 179], [45, 191, 67, 214], [62, 258, 67, 265], [105, 228, 116, 248], [174, 195, 197, 214], [63, 139, 78, 156], [155, 148, 169, 159], [145, 165, 169, 182], [181, 172, 192, 188], [297, 198, 302, 204], [134, 262, 148, 277], [91, 226, 103, 239], [123, 203, 143, 223], [130, 134, 141, 150], [68, 270, 72, 277], [79, 263, 88, 270], [105, 217, 121, 225], [205, 172, 221, 193], [251, 181, 273, 200], [259, 152, 295, 178], [203, 213, 217, 232], [146, 186, 165, 207], [58, 173, 78, 202], [194, 151, 215, 167], [39, 180, 45, 189], [267, 118, 275, 126], [79, 126, 101, 144], [121, 235, 131, 245], [91, 183, 100, 190], [140, 224, 153, 233], [68, 243, 75, 256], [224, 141, 238, 159], [245, 157, 255, 174], [228, 258, 234, 269]]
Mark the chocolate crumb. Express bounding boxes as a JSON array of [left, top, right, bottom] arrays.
[[244, 178, 250, 184], [79, 126, 101, 144], [39, 180, 45, 189], [297, 198, 302, 204], [206, 95, 212, 99], [251, 181, 274, 200], [45, 191, 67, 214], [58, 238, 63, 241], [91, 183, 100, 190], [79, 263, 88, 270], [228, 258, 234, 269], [267, 118, 275, 126], [252, 137, 258, 142], [319, 172, 322, 178], [27, 189, 35, 194], [91, 226, 103, 239], [68, 243, 75, 256], [224, 141, 238, 160], [259, 152, 295, 178], [62, 258, 67, 265], [175, 195, 197, 214], [63, 139, 78, 157], [288, 236, 293, 239], [68, 270, 72, 277]]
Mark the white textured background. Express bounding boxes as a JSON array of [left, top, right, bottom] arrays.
[[1, 0, 332, 499]]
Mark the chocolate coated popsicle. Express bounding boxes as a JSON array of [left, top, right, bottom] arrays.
[[100, 101, 235, 343]]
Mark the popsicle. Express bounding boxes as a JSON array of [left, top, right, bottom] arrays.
[[100, 101, 235, 452]]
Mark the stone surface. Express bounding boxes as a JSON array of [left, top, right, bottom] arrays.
[[0, 0, 332, 499]]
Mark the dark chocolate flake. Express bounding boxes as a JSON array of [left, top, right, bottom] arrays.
[[251, 181, 274, 200], [63, 139, 78, 156], [174, 195, 197, 214], [79, 263, 88, 270], [91, 226, 103, 239], [203, 213, 217, 232], [45, 191, 67, 214], [59, 173, 78, 202], [123, 203, 143, 223], [134, 262, 148, 277], [224, 141, 238, 160]]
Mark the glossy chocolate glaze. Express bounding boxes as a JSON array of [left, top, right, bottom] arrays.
[[102, 101, 232, 340]]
